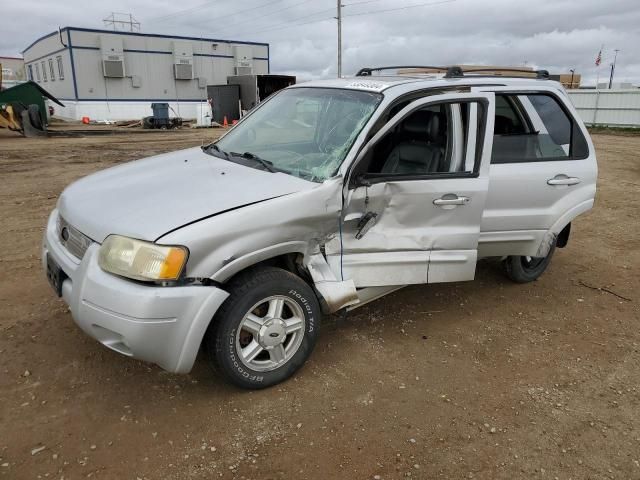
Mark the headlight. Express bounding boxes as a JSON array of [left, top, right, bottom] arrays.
[[98, 235, 188, 282]]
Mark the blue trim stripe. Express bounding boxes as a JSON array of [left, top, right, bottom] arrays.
[[70, 45, 99, 51], [194, 53, 232, 59], [24, 27, 269, 54], [22, 29, 62, 54], [65, 26, 268, 47], [71, 45, 269, 61], [58, 98, 209, 102], [23, 47, 67, 64], [67, 30, 79, 101]]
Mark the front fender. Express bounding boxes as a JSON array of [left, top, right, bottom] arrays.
[[209, 241, 310, 283], [159, 178, 344, 282]]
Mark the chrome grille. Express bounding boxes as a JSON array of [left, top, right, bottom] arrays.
[[56, 215, 93, 260]]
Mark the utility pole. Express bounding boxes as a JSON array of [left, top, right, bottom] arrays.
[[336, 0, 342, 78], [608, 49, 619, 89]]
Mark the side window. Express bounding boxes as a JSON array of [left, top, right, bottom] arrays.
[[491, 93, 589, 163], [56, 56, 64, 80], [28, 65, 33, 81], [49, 58, 55, 81], [494, 95, 527, 134], [357, 100, 485, 178], [41, 61, 47, 82], [35, 63, 41, 82]]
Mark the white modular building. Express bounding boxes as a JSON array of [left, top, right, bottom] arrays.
[[22, 27, 269, 121]]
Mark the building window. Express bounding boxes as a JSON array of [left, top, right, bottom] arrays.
[[56, 56, 64, 80], [48, 58, 55, 81], [41, 61, 47, 81], [28, 64, 33, 81], [35, 63, 41, 82]]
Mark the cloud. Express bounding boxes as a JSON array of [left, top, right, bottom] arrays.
[[2, 0, 638, 85]]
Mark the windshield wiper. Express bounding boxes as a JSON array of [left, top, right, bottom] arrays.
[[230, 151, 276, 173], [202, 143, 230, 160]]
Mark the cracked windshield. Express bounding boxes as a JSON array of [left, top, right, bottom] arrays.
[[215, 87, 382, 181]]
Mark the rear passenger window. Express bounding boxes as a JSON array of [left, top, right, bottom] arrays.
[[491, 93, 589, 163], [494, 95, 527, 135]]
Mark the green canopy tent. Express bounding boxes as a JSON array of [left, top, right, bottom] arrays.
[[0, 80, 64, 127]]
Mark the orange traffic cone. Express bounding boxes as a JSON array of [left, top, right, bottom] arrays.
[[223, 116, 229, 127]]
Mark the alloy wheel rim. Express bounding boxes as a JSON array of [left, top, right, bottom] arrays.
[[235, 295, 305, 372]]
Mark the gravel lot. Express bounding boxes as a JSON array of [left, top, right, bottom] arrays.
[[0, 127, 638, 479]]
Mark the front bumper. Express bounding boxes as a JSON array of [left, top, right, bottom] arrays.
[[42, 210, 229, 373]]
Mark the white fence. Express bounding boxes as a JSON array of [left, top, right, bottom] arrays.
[[568, 89, 640, 127]]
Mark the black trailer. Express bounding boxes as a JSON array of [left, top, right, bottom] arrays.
[[206, 84, 241, 124], [227, 74, 296, 112]]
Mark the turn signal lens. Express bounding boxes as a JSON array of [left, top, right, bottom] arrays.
[[98, 235, 188, 282]]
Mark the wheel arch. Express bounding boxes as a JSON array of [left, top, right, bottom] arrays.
[[209, 241, 311, 284], [207, 243, 357, 317], [556, 222, 571, 248], [536, 199, 593, 256]]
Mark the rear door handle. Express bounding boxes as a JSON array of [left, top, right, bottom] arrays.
[[433, 196, 470, 206], [547, 176, 580, 186]]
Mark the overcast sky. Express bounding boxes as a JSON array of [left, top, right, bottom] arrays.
[[3, 0, 639, 85]]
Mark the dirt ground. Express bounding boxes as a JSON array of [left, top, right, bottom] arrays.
[[0, 126, 638, 480]]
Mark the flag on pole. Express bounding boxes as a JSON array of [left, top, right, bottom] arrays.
[[595, 49, 602, 66]]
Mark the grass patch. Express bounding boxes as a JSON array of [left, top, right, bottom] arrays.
[[588, 126, 640, 136]]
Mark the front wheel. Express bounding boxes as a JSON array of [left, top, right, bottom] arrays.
[[205, 267, 321, 389], [502, 243, 556, 283]]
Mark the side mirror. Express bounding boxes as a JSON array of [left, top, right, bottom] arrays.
[[349, 173, 373, 189]]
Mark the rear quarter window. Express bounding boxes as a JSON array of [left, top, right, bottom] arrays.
[[491, 92, 589, 163]]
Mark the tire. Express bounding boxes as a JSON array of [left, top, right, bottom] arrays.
[[503, 242, 556, 283], [205, 266, 321, 389], [27, 104, 43, 130], [142, 116, 154, 129]]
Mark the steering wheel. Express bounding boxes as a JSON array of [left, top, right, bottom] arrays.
[[319, 110, 361, 154]]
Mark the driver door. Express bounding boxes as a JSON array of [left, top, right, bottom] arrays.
[[326, 92, 495, 287]]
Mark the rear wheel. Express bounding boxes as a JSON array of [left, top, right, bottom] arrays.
[[27, 104, 43, 130], [206, 267, 320, 389], [503, 243, 556, 283]]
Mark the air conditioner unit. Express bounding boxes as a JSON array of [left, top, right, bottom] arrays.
[[234, 45, 253, 75], [235, 66, 252, 76], [99, 36, 125, 78], [172, 41, 194, 80]]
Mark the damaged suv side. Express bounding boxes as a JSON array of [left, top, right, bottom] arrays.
[[43, 67, 597, 388]]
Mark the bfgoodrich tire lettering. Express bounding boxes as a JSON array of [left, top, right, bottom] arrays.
[[205, 266, 321, 389]]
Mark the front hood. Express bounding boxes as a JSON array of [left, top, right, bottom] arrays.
[[58, 147, 314, 242]]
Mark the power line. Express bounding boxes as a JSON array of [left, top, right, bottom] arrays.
[[343, 0, 456, 17], [343, 0, 386, 7], [204, 0, 318, 34], [230, 15, 335, 37], [220, 7, 336, 37], [146, 1, 212, 22], [147, 0, 285, 24]]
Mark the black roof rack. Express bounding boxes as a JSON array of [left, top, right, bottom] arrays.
[[355, 65, 550, 79], [355, 65, 450, 76]]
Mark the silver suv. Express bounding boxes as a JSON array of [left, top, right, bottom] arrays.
[[43, 66, 597, 388]]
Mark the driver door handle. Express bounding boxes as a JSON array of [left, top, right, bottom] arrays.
[[547, 176, 581, 186], [433, 196, 470, 206]]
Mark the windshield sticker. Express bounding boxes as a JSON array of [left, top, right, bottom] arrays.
[[346, 81, 388, 92]]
